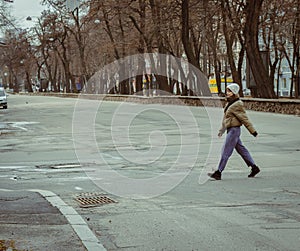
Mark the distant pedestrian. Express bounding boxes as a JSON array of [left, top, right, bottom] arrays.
[[208, 83, 260, 180]]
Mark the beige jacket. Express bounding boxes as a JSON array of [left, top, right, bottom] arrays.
[[219, 99, 256, 135]]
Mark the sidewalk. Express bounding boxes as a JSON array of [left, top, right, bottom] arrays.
[[0, 190, 105, 251]]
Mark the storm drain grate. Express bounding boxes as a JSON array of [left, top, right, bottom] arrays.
[[75, 193, 117, 208]]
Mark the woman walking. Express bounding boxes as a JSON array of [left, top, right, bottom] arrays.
[[208, 83, 260, 180]]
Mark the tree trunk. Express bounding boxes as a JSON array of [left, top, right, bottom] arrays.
[[244, 0, 276, 98], [295, 0, 300, 98], [135, 55, 145, 95], [71, 9, 90, 89], [181, 0, 199, 68], [181, 0, 211, 96], [221, 5, 242, 95], [25, 71, 33, 92]]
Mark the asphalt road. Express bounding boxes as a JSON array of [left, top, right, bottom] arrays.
[[0, 94, 299, 251]]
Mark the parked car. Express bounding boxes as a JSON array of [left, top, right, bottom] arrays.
[[0, 87, 8, 109]]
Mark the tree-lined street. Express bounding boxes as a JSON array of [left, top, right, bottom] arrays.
[[0, 0, 299, 98], [1, 0, 300, 250]]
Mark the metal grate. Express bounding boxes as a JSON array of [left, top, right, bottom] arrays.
[[75, 193, 117, 208]]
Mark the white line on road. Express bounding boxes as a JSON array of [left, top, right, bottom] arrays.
[[1, 121, 40, 131], [0, 188, 106, 251], [30, 189, 107, 251], [0, 166, 29, 169]]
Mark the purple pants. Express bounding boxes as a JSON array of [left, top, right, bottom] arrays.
[[218, 126, 255, 172]]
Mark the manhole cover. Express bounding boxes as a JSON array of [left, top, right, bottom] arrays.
[[75, 193, 117, 208]]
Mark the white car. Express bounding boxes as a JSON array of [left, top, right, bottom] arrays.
[[0, 87, 8, 109]]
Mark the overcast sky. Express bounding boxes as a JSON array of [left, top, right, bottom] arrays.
[[10, 0, 81, 28], [11, 0, 46, 28]]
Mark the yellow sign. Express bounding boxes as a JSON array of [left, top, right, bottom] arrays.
[[209, 78, 233, 93]]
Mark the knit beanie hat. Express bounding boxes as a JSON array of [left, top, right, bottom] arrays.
[[227, 83, 240, 95]]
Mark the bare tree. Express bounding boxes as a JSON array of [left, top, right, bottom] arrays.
[[1, 0, 299, 99], [181, 0, 211, 96], [243, 0, 276, 98], [276, 0, 300, 98]]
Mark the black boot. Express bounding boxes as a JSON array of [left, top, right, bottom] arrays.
[[248, 165, 260, 178], [208, 170, 221, 180]]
